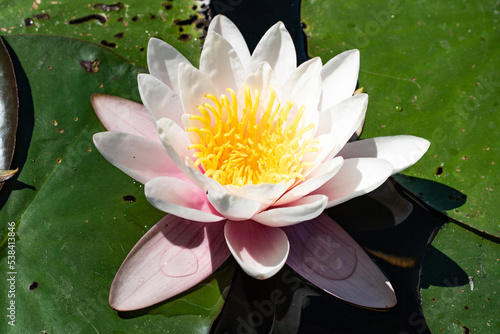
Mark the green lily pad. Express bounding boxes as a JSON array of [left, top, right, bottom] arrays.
[[421, 223, 500, 332], [301, 0, 500, 237], [0, 0, 206, 67], [0, 35, 231, 333], [0, 38, 18, 189]]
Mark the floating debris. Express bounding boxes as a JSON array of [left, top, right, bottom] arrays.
[[79, 59, 100, 73]]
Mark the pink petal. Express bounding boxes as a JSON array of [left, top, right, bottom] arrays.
[[275, 157, 344, 206], [91, 94, 158, 141], [224, 220, 289, 279], [93, 132, 183, 184], [199, 31, 246, 95], [284, 213, 397, 308], [145, 177, 225, 222], [337, 135, 431, 174], [147, 38, 191, 94], [137, 74, 184, 127], [109, 215, 230, 311], [320, 49, 360, 111], [252, 195, 328, 227], [208, 15, 251, 68], [313, 158, 393, 208]]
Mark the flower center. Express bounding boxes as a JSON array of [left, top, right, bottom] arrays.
[[187, 86, 319, 187]]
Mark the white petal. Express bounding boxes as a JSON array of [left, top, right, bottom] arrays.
[[281, 57, 323, 121], [316, 93, 368, 157], [200, 31, 246, 94], [284, 214, 397, 308], [93, 132, 182, 184], [248, 22, 296, 84], [320, 49, 360, 110], [147, 38, 191, 93], [224, 220, 289, 279], [225, 182, 287, 208], [178, 63, 218, 118], [109, 215, 229, 310], [157, 117, 196, 180], [91, 94, 158, 141], [313, 158, 393, 208], [145, 177, 225, 222], [187, 168, 264, 221], [302, 133, 338, 169], [238, 62, 279, 119], [253, 195, 328, 227], [338, 135, 431, 174], [275, 157, 344, 206], [138, 74, 183, 127], [208, 15, 251, 68]]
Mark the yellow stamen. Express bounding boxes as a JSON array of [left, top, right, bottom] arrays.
[[187, 85, 319, 186]]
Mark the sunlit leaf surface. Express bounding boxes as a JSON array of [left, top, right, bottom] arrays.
[[0, 0, 207, 67]]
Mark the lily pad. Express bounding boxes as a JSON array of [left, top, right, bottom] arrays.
[[0, 35, 231, 333], [0, 37, 18, 190], [0, 0, 206, 67], [421, 223, 500, 333], [301, 0, 500, 237]]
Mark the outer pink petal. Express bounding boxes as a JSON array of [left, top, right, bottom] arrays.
[[252, 195, 328, 227], [208, 15, 251, 68], [147, 38, 191, 94], [109, 215, 230, 311], [337, 135, 431, 174], [320, 49, 360, 110], [91, 94, 158, 141], [224, 220, 289, 279], [284, 213, 397, 308], [93, 132, 183, 184], [313, 158, 393, 208], [145, 177, 225, 222], [274, 157, 344, 206]]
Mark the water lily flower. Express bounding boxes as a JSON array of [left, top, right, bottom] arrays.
[[92, 15, 430, 312]]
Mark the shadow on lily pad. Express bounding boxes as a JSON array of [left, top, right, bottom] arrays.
[[392, 174, 467, 212], [419, 246, 469, 289]]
